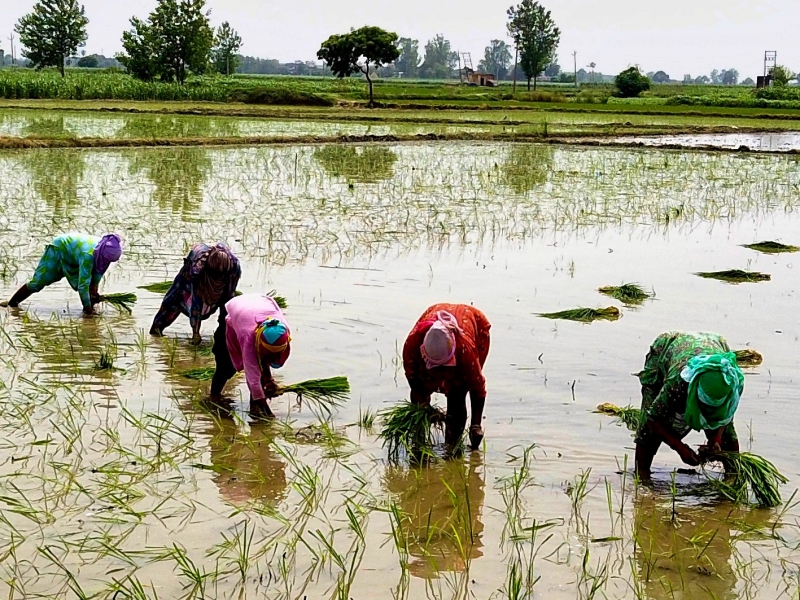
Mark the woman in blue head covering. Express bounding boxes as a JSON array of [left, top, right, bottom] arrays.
[[634, 331, 745, 479]]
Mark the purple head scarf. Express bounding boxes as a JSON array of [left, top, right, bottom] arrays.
[[93, 234, 123, 275]]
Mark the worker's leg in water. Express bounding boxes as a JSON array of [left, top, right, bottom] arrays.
[[635, 434, 663, 480], [468, 391, 485, 449], [150, 284, 183, 336], [445, 388, 468, 448], [210, 307, 236, 397], [3, 284, 34, 308]]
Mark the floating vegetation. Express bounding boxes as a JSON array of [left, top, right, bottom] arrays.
[[742, 241, 800, 254], [102, 292, 137, 314], [598, 283, 652, 305], [734, 348, 763, 367], [538, 306, 621, 323], [695, 269, 771, 283], [180, 366, 216, 380], [378, 402, 445, 461], [704, 452, 788, 508], [595, 403, 642, 431]]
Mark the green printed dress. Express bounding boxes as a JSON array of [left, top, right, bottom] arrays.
[[28, 233, 102, 310], [635, 331, 738, 446]]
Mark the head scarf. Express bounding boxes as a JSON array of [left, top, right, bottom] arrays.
[[680, 352, 744, 431], [421, 311, 464, 370], [255, 318, 291, 369], [197, 245, 234, 306], [93, 234, 122, 275]]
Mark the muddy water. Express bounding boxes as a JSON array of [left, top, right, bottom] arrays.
[[0, 142, 799, 598]]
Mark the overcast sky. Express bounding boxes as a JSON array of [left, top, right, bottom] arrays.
[[1, 0, 797, 78]]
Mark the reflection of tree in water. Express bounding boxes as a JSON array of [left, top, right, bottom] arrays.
[[127, 148, 211, 216], [383, 456, 485, 578], [503, 143, 554, 194], [118, 115, 240, 139], [632, 490, 773, 600], [314, 145, 398, 184], [16, 148, 86, 218], [22, 115, 70, 138]]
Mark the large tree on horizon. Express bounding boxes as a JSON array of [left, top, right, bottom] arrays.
[[419, 34, 458, 79], [507, 0, 560, 90], [478, 39, 512, 80], [395, 37, 420, 78], [317, 26, 400, 106], [15, 0, 88, 77], [212, 21, 242, 75]]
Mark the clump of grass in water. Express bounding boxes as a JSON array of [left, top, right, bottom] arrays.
[[181, 366, 216, 380], [95, 347, 115, 371], [695, 270, 771, 283], [378, 402, 445, 461], [742, 241, 800, 254], [102, 292, 137, 314], [598, 283, 652, 305], [538, 306, 621, 323]]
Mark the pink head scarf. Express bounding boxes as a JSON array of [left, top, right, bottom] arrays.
[[93, 233, 123, 275], [421, 311, 464, 369]]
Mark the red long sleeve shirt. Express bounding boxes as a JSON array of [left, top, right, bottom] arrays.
[[403, 303, 491, 399]]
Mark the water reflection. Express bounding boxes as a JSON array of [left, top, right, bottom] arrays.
[[502, 144, 554, 194], [16, 148, 86, 218], [127, 148, 210, 217], [383, 455, 485, 577], [22, 115, 70, 138], [632, 491, 774, 600], [118, 115, 241, 139], [314, 145, 398, 184]]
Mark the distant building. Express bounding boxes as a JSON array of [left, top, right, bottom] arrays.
[[463, 69, 497, 87]]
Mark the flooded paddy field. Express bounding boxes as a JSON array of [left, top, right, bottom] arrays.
[[614, 131, 800, 152], [0, 141, 799, 599]]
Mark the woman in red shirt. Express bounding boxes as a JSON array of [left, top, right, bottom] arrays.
[[403, 303, 491, 449]]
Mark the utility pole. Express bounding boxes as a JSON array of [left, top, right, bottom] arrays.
[[9, 33, 16, 66], [512, 45, 518, 93], [572, 51, 577, 88]]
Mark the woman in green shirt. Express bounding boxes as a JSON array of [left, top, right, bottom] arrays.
[[2, 233, 122, 315], [635, 331, 744, 479]]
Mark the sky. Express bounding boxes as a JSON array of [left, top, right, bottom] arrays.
[[1, 0, 798, 79]]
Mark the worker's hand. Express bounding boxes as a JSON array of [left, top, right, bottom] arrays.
[[677, 443, 701, 467], [262, 379, 279, 399], [698, 441, 722, 462], [91, 293, 103, 306], [469, 425, 484, 450]]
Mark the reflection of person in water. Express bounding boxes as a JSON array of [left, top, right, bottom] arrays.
[[632, 490, 771, 600], [180, 396, 288, 506], [383, 455, 485, 578]]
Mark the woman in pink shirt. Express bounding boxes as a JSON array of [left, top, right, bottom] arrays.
[[210, 294, 291, 416]]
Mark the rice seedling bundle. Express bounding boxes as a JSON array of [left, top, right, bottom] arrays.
[[378, 402, 446, 460], [596, 404, 787, 507], [598, 283, 652, 305], [278, 376, 350, 416], [102, 292, 137, 314], [538, 306, 621, 323], [733, 349, 763, 367], [742, 241, 800, 254], [703, 452, 787, 508], [695, 270, 771, 283]]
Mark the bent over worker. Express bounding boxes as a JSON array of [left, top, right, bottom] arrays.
[[635, 331, 744, 478], [403, 303, 491, 450]]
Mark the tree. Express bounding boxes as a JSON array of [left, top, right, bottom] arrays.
[[694, 75, 710, 84], [419, 34, 458, 79], [395, 37, 420, 78], [212, 21, 241, 75], [682, 74, 692, 83], [741, 77, 755, 86], [710, 69, 720, 84], [507, 0, 561, 90], [317, 26, 400, 106], [720, 68, 738, 85], [771, 65, 795, 87], [15, 0, 88, 77], [650, 70, 670, 83], [478, 40, 512, 79], [615, 66, 650, 98], [77, 54, 98, 67], [119, 0, 213, 84], [544, 62, 560, 77]]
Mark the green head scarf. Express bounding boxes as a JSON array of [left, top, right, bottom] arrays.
[[681, 352, 744, 431]]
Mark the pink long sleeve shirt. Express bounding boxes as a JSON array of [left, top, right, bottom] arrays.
[[224, 294, 291, 400]]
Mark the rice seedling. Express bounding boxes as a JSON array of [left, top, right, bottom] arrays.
[[94, 347, 116, 371], [703, 452, 788, 508], [537, 306, 621, 323], [357, 405, 377, 431], [597, 283, 652, 305], [742, 241, 800, 254], [279, 376, 349, 414], [695, 269, 771, 283], [734, 348, 763, 367], [137, 281, 174, 294], [101, 292, 138, 313], [378, 401, 445, 461], [180, 366, 216, 380], [595, 403, 642, 431]]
